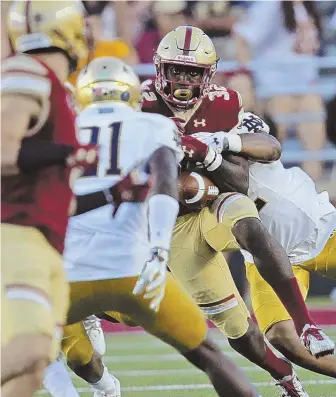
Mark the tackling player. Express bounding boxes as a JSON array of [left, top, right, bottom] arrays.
[[53, 56, 261, 397], [197, 119, 336, 375], [141, 25, 333, 394]]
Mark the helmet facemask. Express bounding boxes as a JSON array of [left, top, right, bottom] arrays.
[[154, 56, 217, 109]]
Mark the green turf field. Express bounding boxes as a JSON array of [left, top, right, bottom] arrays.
[[38, 327, 336, 397]]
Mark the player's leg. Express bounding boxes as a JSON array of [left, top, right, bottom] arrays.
[[301, 227, 336, 280], [171, 208, 309, 396], [62, 308, 120, 396], [246, 261, 336, 377], [208, 193, 334, 355], [1, 224, 68, 397], [67, 276, 260, 397], [44, 356, 80, 397]]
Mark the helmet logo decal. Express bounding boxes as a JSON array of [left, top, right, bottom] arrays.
[[182, 26, 193, 55], [174, 55, 196, 63]]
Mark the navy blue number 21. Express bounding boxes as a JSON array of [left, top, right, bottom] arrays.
[[82, 122, 122, 177]]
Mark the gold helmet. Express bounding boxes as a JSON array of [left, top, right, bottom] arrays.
[[154, 25, 218, 108], [7, 0, 90, 69], [75, 56, 141, 111]]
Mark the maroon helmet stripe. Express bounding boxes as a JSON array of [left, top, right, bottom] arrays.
[[182, 26, 192, 55], [25, 0, 32, 33]]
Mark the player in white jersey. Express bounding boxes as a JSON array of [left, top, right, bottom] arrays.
[[47, 57, 262, 397], [193, 113, 336, 377]]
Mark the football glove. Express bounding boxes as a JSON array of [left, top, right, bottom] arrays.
[[181, 135, 222, 171], [132, 248, 169, 312], [110, 167, 151, 216], [66, 144, 98, 170]]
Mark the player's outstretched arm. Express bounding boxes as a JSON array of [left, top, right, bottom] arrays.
[[75, 167, 151, 216], [232, 217, 317, 337], [133, 146, 180, 312], [238, 133, 281, 162]]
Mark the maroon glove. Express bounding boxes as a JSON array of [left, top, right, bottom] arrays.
[[110, 168, 152, 216], [66, 144, 98, 172], [66, 144, 99, 185], [181, 135, 209, 163]]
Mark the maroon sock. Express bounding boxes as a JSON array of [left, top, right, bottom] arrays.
[[273, 277, 314, 334], [264, 346, 292, 379]]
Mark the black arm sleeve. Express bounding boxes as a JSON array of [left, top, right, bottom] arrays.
[[74, 191, 110, 216], [17, 139, 74, 173]]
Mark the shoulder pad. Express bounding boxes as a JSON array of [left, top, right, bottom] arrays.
[[1, 54, 51, 100], [2, 54, 49, 76]]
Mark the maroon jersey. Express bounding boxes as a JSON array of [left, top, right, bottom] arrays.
[[1, 54, 80, 253], [141, 79, 244, 135]]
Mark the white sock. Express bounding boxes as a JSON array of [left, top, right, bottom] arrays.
[[90, 366, 120, 395], [43, 357, 80, 397]]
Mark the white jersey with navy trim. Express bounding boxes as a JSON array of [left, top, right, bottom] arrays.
[[65, 102, 182, 281], [189, 113, 336, 264]]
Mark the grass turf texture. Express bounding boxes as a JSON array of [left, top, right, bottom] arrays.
[[38, 327, 336, 397]]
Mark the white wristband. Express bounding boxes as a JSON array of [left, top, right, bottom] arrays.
[[148, 194, 179, 251], [206, 153, 222, 171], [227, 134, 242, 153]]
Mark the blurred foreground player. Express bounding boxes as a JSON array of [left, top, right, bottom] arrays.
[[1, 3, 149, 396], [1, 2, 94, 396], [57, 56, 261, 397]]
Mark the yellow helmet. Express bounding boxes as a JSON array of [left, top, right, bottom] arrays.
[[154, 25, 218, 108], [75, 56, 141, 111], [7, 0, 90, 69]]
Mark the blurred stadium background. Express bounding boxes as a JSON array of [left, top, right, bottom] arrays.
[[2, 2, 335, 396], [1, 1, 335, 303]]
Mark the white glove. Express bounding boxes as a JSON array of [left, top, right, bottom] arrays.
[[191, 131, 230, 153], [132, 248, 169, 312]]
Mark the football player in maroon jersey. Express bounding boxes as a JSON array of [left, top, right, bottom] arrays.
[[1, 2, 148, 396], [141, 25, 335, 393]]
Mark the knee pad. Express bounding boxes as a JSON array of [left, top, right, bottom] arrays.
[[62, 323, 94, 366], [201, 301, 249, 339]]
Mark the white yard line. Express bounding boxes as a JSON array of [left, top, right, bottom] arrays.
[[106, 339, 230, 350], [38, 380, 336, 394], [103, 352, 241, 362], [69, 366, 322, 377]]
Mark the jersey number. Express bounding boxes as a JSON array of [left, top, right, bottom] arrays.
[[82, 122, 122, 177]]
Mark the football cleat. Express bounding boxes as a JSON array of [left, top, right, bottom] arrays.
[[93, 374, 121, 397], [300, 324, 335, 357], [83, 315, 106, 356], [275, 362, 310, 397]]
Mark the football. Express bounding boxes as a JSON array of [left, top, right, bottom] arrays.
[[178, 171, 219, 210]]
